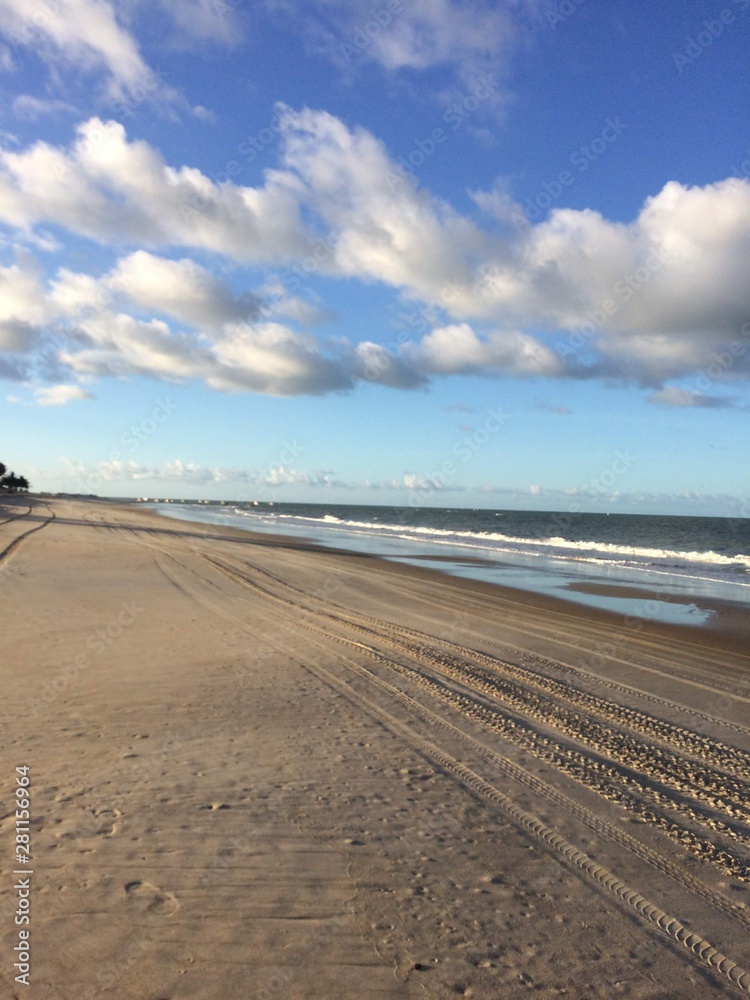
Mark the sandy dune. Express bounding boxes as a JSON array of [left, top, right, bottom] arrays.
[[1, 497, 749, 999]]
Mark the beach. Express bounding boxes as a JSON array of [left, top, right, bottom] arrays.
[[1, 496, 749, 999]]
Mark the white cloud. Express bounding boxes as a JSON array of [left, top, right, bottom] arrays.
[[12, 95, 80, 120], [0, 118, 313, 261], [59, 309, 218, 383], [257, 466, 347, 488], [0, 0, 241, 111], [108, 251, 261, 328], [0, 0, 157, 102], [43, 456, 750, 514], [46, 255, 356, 395], [65, 458, 347, 489], [0, 259, 50, 326], [0, 259, 51, 354], [3, 253, 428, 397], [277, 104, 487, 297], [1, 112, 749, 395], [34, 384, 92, 405], [271, 0, 531, 88], [470, 179, 750, 365], [349, 0, 516, 72], [402, 473, 438, 492], [209, 322, 353, 395], [413, 323, 560, 377], [274, 112, 750, 389], [152, 0, 244, 49], [48, 268, 108, 317]]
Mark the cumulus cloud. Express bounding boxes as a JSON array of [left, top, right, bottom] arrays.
[[34, 384, 93, 405], [258, 466, 347, 488], [47, 455, 749, 515], [277, 104, 487, 297], [467, 179, 750, 384], [1, 111, 749, 395], [0, 118, 312, 261], [0, 259, 51, 354], [381, 472, 465, 494], [412, 323, 560, 377], [4, 253, 425, 397], [0, 259, 50, 326], [58, 311, 210, 382], [209, 322, 353, 395], [108, 251, 262, 328], [65, 458, 347, 489], [49, 250, 262, 333]]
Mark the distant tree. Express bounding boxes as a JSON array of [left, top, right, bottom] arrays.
[[0, 464, 30, 493], [0, 471, 25, 493]]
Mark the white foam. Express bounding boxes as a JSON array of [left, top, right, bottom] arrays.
[[233, 510, 750, 574]]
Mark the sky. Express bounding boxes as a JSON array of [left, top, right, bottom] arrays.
[[0, 0, 749, 515]]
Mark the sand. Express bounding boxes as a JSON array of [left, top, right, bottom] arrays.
[[1, 496, 749, 999]]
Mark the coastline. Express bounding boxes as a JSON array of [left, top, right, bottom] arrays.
[[145, 497, 750, 650], [2, 497, 749, 998], [146, 499, 750, 639]]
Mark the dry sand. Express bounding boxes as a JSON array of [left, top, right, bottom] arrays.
[[1, 496, 749, 999]]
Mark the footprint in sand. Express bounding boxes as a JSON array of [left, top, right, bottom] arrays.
[[124, 880, 180, 917], [71, 806, 120, 838], [91, 806, 120, 837], [55, 805, 121, 843]]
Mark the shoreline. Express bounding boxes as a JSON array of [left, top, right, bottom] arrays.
[[140, 497, 750, 650], [143, 497, 750, 638], [3, 497, 749, 999]]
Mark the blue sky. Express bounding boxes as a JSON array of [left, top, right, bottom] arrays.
[[0, 0, 748, 515]]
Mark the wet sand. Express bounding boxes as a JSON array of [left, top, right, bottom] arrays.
[[1, 497, 749, 998]]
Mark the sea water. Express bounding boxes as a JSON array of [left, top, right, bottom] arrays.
[[146, 501, 750, 626]]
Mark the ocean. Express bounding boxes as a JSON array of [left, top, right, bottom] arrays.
[[147, 501, 750, 627]]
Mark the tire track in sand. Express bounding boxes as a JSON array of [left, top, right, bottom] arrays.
[[132, 538, 750, 993]]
